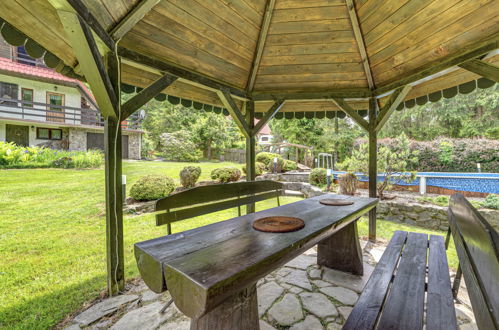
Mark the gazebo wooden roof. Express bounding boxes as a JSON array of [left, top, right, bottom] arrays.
[[1, 0, 497, 296]]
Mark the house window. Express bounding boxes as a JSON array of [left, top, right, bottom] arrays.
[[261, 136, 269, 142], [46, 92, 65, 122], [37, 128, 62, 140], [0, 82, 18, 106], [21, 88, 33, 107]]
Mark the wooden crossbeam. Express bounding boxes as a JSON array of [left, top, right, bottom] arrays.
[[251, 89, 372, 101], [375, 85, 412, 132], [346, 0, 375, 90], [56, 10, 118, 118], [247, 0, 276, 92], [458, 59, 499, 83], [49, 0, 115, 51], [217, 90, 250, 138], [119, 47, 247, 100], [253, 100, 285, 135], [375, 35, 499, 95], [122, 74, 178, 118], [110, 0, 161, 40], [331, 98, 369, 131]]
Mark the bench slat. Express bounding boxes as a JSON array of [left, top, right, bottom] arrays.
[[377, 232, 428, 330], [343, 231, 407, 330], [156, 191, 280, 225], [427, 235, 458, 330]]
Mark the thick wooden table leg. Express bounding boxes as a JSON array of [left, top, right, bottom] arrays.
[[190, 283, 259, 330], [318, 220, 364, 275]]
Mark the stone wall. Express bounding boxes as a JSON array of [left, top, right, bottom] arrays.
[[377, 200, 499, 231], [127, 132, 141, 160], [68, 128, 86, 151]]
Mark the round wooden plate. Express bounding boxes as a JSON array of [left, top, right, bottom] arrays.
[[319, 199, 354, 206], [252, 216, 305, 233]]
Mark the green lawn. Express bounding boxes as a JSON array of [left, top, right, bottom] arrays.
[[0, 161, 456, 329]]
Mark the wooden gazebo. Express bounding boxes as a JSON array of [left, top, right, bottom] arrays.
[[1, 0, 497, 295]]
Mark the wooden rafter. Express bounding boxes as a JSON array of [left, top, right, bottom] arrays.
[[375, 85, 412, 132], [251, 89, 372, 101], [246, 0, 276, 92], [56, 10, 118, 118], [458, 58, 499, 83], [253, 100, 284, 135], [331, 98, 369, 131], [217, 90, 250, 138], [110, 0, 161, 40], [375, 35, 499, 95], [119, 48, 248, 100], [122, 74, 178, 119], [346, 0, 375, 90]]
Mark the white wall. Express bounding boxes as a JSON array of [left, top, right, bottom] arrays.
[[0, 73, 83, 124], [0, 122, 5, 141]]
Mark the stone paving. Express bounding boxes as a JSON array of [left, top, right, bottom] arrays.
[[64, 241, 477, 330]]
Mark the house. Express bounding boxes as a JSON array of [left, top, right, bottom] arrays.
[[255, 120, 273, 145], [0, 36, 142, 159]]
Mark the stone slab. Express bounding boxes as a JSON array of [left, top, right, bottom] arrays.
[[110, 301, 170, 330], [320, 286, 358, 306], [322, 263, 374, 293], [338, 306, 353, 321], [268, 294, 303, 326], [73, 294, 139, 326], [285, 255, 317, 270], [258, 281, 284, 316], [283, 269, 312, 291], [299, 292, 338, 318], [259, 320, 277, 330], [290, 315, 323, 330]]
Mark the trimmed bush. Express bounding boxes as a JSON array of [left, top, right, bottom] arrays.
[[130, 175, 176, 201], [256, 152, 286, 172], [309, 168, 327, 186], [159, 131, 201, 162], [211, 167, 241, 183], [242, 162, 266, 176], [179, 166, 201, 188], [483, 194, 499, 210], [283, 159, 298, 172]]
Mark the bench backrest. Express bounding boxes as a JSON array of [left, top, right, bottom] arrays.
[[448, 193, 499, 330], [155, 180, 284, 232]]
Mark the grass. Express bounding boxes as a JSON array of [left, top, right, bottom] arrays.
[[0, 161, 457, 329]]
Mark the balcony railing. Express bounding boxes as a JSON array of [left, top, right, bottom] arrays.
[[0, 97, 142, 129]]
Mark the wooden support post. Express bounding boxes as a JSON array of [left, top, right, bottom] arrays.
[[104, 116, 125, 295], [246, 101, 256, 214], [458, 58, 499, 83], [368, 98, 377, 241]]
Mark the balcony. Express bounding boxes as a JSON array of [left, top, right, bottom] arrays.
[[0, 97, 143, 130]]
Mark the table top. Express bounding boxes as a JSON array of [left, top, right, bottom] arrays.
[[135, 194, 378, 317]]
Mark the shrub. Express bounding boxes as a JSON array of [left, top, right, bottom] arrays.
[[309, 168, 327, 186], [283, 159, 298, 172], [210, 167, 241, 183], [256, 152, 287, 172], [338, 172, 357, 195], [483, 194, 499, 210], [179, 166, 201, 188], [159, 131, 201, 162], [130, 175, 176, 201], [242, 162, 266, 176]]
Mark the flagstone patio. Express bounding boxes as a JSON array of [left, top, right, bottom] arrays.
[[63, 240, 477, 330]]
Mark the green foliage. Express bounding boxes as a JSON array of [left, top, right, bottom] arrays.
[[242, 161, 266, 176], [0, 142, 103, 169], [338, 172, 357, 195], [179, 166, 201, 188], [309, 168, 327, 186], [438, 140, 454, 167], [483, 194, 499, 210], [140, 134, 155, 159], [283, 159, 298, 171], [129, 174, 176, 201], [159, 131, 202, 162], [256, 152, 286, 172], [210, 167, 242, 183], [342, 133, 418, 198]]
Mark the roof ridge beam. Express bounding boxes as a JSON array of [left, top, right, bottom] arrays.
[[110, 0, 161, 40], [458, 58, 499, 83], [253, 100, 285, 135], [375, 85, 412, 132], [217, 89, 251, 138], [122, 74, 178, 119], [331, 98, 369, 131], [246, 0, 276, 92], [251, 89, 372, 101], [346, 0, 375, 90]]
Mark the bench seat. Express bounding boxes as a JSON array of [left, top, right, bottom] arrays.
[[344, 231, 457, 330]]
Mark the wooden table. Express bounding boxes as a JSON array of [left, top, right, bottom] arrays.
[[135, 194, 378, 329]]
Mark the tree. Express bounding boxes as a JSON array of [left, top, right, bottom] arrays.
[[340, 133, 418, 199]]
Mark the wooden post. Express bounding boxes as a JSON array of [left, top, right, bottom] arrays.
[[246, 101, 256, 213], [368, 98, 377, 241], [104, 116, 124, 295]]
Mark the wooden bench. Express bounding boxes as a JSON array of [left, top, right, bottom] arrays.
[[135, 194, 378, 329], [447, 193, 499, 330], [154, 180, 284, 235], [344, 230, 457, 329]]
